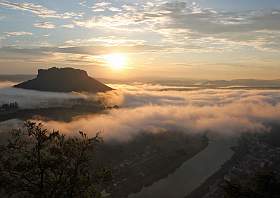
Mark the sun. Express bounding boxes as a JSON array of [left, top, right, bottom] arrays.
[[104, 53, 127, 70]]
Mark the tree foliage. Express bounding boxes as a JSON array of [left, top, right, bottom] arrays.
[[0, 121, 111, 198]]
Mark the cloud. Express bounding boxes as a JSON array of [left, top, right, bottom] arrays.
[[27, 84, 280, 142], [2, 1, 279, 53], [0, 44, 166, 62], [90, 2, 122, 12], [153, 2, 280, 51], [64, 36, 146, 46], [154, 4, 280, 51], [0, 0, 82, 19], [71, 1, 280, 51], [0, 86, 86, 109], [91, 2, 111, 12], [1, 1, 279, 53], [61, 24, 75, 29], [33, 21, 56, 29], [0, 15, 6, 20], [5, 31, 33, 36]]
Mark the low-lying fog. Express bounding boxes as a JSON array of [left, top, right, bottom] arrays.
[[1, 81, 280, 142], [0, 81, 87, 109]]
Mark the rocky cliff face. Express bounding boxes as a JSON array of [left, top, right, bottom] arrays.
[[15, 67, 112, 93]]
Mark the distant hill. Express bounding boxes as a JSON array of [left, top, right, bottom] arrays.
[[14, 67, 112, 93], [200, 79, 280, 88]]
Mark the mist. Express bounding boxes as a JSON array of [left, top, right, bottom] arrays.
[[36, 84, 280, 142], [1, 82, 280, 142], [0, 82, 87, 109], [0, 81, 17, 88]]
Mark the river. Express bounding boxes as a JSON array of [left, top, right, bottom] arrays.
[[128, 135, 237, 198]]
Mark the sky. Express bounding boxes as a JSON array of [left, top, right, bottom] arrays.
[[0, 0, 280, 80]]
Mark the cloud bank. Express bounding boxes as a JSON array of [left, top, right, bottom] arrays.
[[1, 83, 280, 142], [0, 83, 86, 109], [35, 84, 280, 142]]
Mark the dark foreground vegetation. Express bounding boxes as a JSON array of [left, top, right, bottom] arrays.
[[0, 120, 208, 198], [0, 121, 111, 198]]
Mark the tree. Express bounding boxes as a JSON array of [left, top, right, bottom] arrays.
[[0, 121, 111, 198]]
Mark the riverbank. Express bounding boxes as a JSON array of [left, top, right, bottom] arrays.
[[186, 125, 280, 198], [126, 135, 236, 198], [185, 139, 244, 198], [99, 132, 209, 198]]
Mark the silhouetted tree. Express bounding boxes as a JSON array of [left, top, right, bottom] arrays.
[[0, 121, 111, 198]]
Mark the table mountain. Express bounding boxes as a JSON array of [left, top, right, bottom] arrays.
[[15, 67, 112, 93]]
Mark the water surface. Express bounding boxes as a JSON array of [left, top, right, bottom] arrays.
[[128, 135, 237, 198]]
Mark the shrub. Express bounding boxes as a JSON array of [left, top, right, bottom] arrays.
[[0, 121, 111, 198]]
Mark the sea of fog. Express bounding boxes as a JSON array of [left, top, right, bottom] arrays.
[[0, 81, 280, 142], [0, 81, 90, 109]]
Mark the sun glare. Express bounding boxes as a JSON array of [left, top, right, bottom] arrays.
[[105, 53, 127, 70]]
